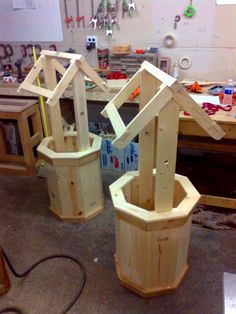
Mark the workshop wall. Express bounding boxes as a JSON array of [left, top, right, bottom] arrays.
[[1, 0, 236, 81]]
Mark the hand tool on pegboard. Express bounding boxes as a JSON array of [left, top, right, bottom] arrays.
[[89, 0, 98, 29], [76, 0, 85, 28], [97, 0, 106, 29], [26, 44, 34, 63], [184, 0, 196, 18], [174, 15, 181, 29], [5, 44, 14, 63], [64, 0, 74, 28], [49, 44, 57, 51], [20, 44, 27, 58], [34, 44, 42, 58], [107, 0, 120, 30], [15, 59, 24, 83], [122, 0, 128, 18], [0, 44, 7, 71]]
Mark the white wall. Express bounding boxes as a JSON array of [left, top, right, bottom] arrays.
[[1, 0, 236, 81]]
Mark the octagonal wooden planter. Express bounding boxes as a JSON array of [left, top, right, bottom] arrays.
[[110, 170, 200, 297], [37, 131, 103, 221]]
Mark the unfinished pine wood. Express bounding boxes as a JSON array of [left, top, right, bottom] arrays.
[[112, 84, 173, 148], [140, 61, 181, 92], [174, 89, 225, 140], [155, 100, 180, 212], [104, 61, 225, 297], [101, 70, 140, 118], [20, 82, 53, 99], [42, 57, 65, 151], [138, 70, 157, 210], [0, 98, 43, 175], [200, 195, 236, 209], [39, 132, 103, 221], [46, 60, 79, 107], [72, 70, 90, 151], [115, 216, 191, 297], [111, 171, 200, 296]]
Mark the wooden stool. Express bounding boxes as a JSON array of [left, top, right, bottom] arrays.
[[0, 98, 43, 175]]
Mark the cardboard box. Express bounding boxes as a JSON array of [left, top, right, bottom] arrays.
[[125, 142, 139, 171], [100, 136, 125, 171]]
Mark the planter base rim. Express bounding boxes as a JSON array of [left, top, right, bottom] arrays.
[[114, 254, 189, 298]]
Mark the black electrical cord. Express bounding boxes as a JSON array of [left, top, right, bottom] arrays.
[[0, 249, 86, 314]]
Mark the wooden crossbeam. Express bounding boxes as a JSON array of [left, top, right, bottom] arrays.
[[42, 55, 65, 151], [51, 59, 66, 75], [174, 89, 225, 140], [19, 82, 53, 98], [101, 70, 140, 117], [112, 84, 173, 148], [138, 70, 157, 210], [105, 102, 126, 138], [155, 100, 180, 212], [17, 56, 44, 94], [141, 61, 181, 92], [73, 71, 90, 151], [41, 50, 82, 60], [79, 59, 109, 93], [46, 60, 79, 107]]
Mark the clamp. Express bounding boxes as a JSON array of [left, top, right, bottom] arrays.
[[20, 44, 27, 58]]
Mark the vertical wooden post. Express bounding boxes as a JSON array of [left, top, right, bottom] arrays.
[[72, 68, 90, 151], [138, 70, 157, 210], [42, 56, 65, 152], [154, 100, 180, 212]]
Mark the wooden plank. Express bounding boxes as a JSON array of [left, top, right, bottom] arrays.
[[79, 59, 109, 93], [47, 60, 79, 107], [155, 100, 180, 212], [41, 50, 82, 60], [141, 61, 181, 92], [179, 120, 236, 139], [112, 84, 173, 149], [43, 56, 65, 151], [200, 194, 236, 210], [72, 70, 90, 151], [18, 112, 36, 173], [105, 102, 126, 138], [138, 70, 157, 210], [19, 82, 53, 99], [17, 56, 43, 89], [101, 70, 141, 117], [51, 59, 66, 75], [174, 89, 225, 140]]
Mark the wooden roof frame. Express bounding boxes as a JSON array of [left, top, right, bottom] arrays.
[[101, 61, 225, 149], [101, 61, 225, 213], [18, 50, 109, 152]]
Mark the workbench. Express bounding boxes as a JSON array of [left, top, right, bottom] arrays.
[[0, 80, 236, 209]]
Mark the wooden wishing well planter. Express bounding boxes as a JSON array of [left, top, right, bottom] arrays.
[[18, 50, 109, 221], [101, 61, 225, 297]]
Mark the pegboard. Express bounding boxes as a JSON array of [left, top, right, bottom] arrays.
[[0, 0, 63, 42], [151, 0, 236, 48]]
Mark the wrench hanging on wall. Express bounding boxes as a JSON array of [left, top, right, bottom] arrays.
[[4, 45, 13, 63], [76, 0, 85, 28], [89, 0, 98, 29], [64, 0, 74, 28]]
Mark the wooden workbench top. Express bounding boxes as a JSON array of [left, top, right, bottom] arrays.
[[1, 79, 236, 124]]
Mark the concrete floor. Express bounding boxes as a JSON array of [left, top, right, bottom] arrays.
[[0, 169, 236, 314]]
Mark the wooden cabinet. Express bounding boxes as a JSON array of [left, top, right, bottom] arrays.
[[0, 98, 43, 175]]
